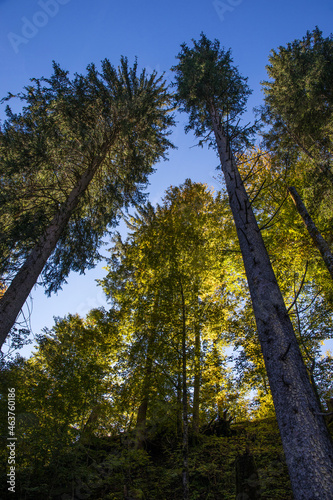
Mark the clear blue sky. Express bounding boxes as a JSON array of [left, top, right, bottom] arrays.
[[0, 0, 332, 355]]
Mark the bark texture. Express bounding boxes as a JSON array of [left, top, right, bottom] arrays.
[[288, 185, 333, 280], [0, 146, 109, 348], [210, 106, 333, 499]]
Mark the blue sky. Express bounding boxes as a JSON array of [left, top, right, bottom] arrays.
[[0, 0, 332, 355]]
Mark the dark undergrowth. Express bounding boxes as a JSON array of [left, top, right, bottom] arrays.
[[1, 416, 315, 499]]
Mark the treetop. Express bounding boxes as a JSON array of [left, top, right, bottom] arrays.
[[172, 33, 254, 150]]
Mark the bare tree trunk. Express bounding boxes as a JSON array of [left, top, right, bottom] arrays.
[[0, 145, 110, 349], [288, 185, 333, 280], [235, 450, 261, 499], [79, 404, 101, 444], [210, 106, 333, 500], [135, 398, 149, 450], [135, 335, 154, 449], [176, 368, 182, 437], [192, 318, 201, 434], [180, 282, 189, 500]]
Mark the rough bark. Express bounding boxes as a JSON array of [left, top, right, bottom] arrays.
[[288, 185, 333, 280], [210, 105, 333, 499], [0, 144, 110, 349]]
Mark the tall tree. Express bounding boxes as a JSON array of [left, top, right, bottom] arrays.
[[259, 28, 333, 282], [0, 58, 174, 350], [260, 27, 333, 183], [172, 34, 333, 499], [233, 149, 333, 302], [0, 310, 120, 496], [101, 180, 232, 497], [228, 150, 333, 412]]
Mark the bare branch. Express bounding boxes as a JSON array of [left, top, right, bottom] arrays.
[[259, 193, 288, 231], [287, 262, 309, 313]]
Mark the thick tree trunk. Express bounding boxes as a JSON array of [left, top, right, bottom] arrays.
[[210, 106, 333, 499], [0, 146, 110, 349], [288, 185, 333, 280]]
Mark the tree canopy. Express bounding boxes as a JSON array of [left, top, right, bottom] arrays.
[[1, 30, 333, 500], [0, 58, 174, 291], [172, 32, 255, 150], [260, 27, 333, 181], [0, 57, 175, 348]]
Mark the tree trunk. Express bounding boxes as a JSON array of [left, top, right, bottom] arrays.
[[210, 106, 333, 500], [235, 450, 261, 499], [135, 398, 149, 450], [288, 185, 333, 280], [0, 145, 110, 349], [180, 282, 189, 500], [135, 335, 154, 449], [176, 368, 182, 437], [192, 317, 201, 434]]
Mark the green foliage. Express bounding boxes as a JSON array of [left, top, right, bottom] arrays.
[[258, 29, 333, 320], [261, 27, 333, 162], [0, 310, 122, 497], [172, 33, 256, 150], [2, 164, 331, 498], [100, 180, 249, 431], [2, 28, 333, 499], [0, 415, 297, 499], [0, 58, 175, 293]]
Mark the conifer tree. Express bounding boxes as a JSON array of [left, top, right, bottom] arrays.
[[259, 28, 333, 282], [172, 33, 333, 499], [0, 58, 174, 349], [260, 27, 333, 183]]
